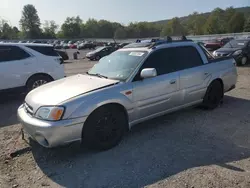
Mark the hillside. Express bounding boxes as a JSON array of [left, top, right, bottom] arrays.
[[153, 6, 250, 25]]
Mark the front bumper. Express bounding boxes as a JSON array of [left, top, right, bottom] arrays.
[[17, 105, 87, 148]]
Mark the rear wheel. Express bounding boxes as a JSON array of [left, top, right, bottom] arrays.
[[82, 105, 127, 150], [26, 75, 53, 92], [202, 80, 223, 110]]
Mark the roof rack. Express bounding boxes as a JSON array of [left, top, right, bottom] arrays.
[[123, 36, 193, 49]]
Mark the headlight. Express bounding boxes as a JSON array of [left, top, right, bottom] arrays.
[[35, 106, 65, 121], [232, 50, 242, 56], [212, 51, 217, 56]]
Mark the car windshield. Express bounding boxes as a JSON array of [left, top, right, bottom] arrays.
[[87, 50, 148, 81], [223, 40, 248, 48]]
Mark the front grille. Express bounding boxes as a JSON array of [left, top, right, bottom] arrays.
[[24, 102, 34, 116]]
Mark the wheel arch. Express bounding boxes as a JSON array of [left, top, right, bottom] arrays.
[[82, 103, 129, 138], [25, 73, 54, 86]]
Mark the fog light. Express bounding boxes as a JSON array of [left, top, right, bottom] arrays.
[[34, 134, 49, 147]]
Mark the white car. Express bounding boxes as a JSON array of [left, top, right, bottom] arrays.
[[0, 43, 65, 93]]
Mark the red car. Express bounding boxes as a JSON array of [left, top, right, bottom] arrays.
[[69, 44, 77, 49], [204, 37, 234, 51]]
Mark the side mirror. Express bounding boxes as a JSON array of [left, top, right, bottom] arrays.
[[140, 68, 157, 79]]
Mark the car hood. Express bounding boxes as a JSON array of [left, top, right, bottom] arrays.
[[216, 47, 241, 53], [25, 74, 119, 112]]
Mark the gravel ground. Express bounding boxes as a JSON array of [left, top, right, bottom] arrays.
[[0, 57, 250, 188]]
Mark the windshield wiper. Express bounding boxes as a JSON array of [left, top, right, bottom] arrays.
[[86, 72, 108, 79]]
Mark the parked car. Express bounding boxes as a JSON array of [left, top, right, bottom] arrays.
[[0, 43, 65, 94], [77, 42, 96, 50], [213, 39, 250, 66], [86, 46, 115, 60], [18, 38, 237, 150], [204, 37, 234, 51], [62, 43, 69, 49], [117, 43, 130, 49], [55, 50, 69, 61], [69, 43, 77, 49]]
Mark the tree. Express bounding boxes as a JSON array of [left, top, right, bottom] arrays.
[[61, 16, 82, 38], [204, 8, 227, 34], [224, 7, 236, 32], [114, 27, 127, 39], [186, 12, 206, 35], [19, 4, 41, 39], [43, 20, 58, 38], [228, 12, 245, 33], [243, 16, 250, 32], [1, 22, 12, 39], [161, 17, 186, 36]]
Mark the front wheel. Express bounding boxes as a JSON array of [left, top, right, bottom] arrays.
[[240, 56, 248, 66], [82, 105, 127, 150], [202, 80, 223, 110], [95, 56, 100, 61]]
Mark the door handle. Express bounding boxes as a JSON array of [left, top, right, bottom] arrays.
[[170, 80, 176, 84], [204, 72, 209, 75]]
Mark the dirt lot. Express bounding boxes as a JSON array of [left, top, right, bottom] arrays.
[[0, 56, 250, 188]]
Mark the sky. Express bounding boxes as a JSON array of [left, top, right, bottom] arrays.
[[0, 0, 249, 28]]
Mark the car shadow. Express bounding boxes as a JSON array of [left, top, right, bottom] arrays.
[[30, 95, 250, 187], [0, 94, 24, 128]]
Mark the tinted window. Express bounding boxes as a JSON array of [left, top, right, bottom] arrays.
[[0, 45, 30, 62], [173, 46, 203, 70], [141, 48, 175, 75], [25, 45, 59, 56]]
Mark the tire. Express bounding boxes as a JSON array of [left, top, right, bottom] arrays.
[[82, 105, 127, 150], [26, 75, 53, 92], [240, 56, 248, 66], [202, 80, 223, 110], [95, 56, 100, 61]]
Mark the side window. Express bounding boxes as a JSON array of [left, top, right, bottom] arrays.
[[173, 46, 204, 71], [0, 46, 11, 62], [0, 46, 30, 62], [25, 46, 59, 56], [133, 48, 175, 81]]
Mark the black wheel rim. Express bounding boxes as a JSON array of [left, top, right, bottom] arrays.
[[95, 112, 121, 143]]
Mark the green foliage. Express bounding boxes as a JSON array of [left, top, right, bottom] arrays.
[[228, 12, 245, 33], [43, 20, 58, 39], [1, 5, 250, 40], [0, 20, 20, 39], [61, 16, 82, 38], [244, 17, 250, 32], [114, 27, 127, 39], [19, 4, 41, 39]]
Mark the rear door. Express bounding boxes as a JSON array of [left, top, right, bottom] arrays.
[[173, 46, 208, 105], [132, 48, 180, 120], [0, 45, 34, 90]]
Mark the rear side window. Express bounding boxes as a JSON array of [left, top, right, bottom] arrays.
[[172, 46, 204, 71], [26, 45, 59, 56], [0, 45, 30, 62]]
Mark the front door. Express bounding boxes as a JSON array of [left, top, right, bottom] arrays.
[[132, 48, 180, 120]]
